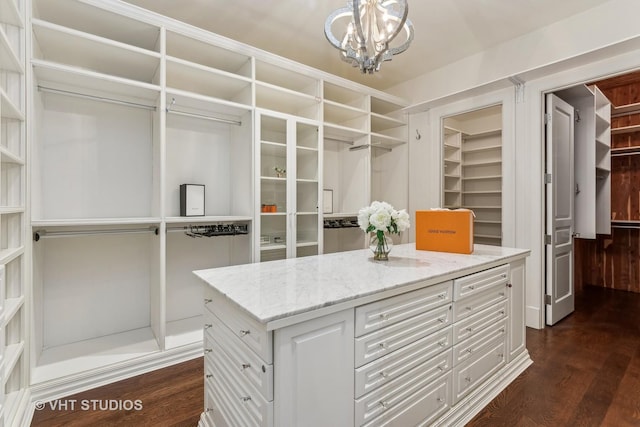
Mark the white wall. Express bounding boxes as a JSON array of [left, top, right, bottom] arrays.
[[390, 0, 640, 107], [404, 2, 640, 328]]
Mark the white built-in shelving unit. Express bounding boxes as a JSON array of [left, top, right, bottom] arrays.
[[0, 0, 29, 423], [556, 84, 611, 238], [443, 106, 503, 245], [25, 0, 409, 402]]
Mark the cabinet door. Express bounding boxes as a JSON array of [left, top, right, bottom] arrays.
[[274, 310, 354, 427], [256, 112, 320, 261]]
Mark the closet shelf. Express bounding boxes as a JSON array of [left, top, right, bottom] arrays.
[[611, 124, 640, 135], [0, 89, 24, 121], [611, 146, 640, 156], [324, 123, 368, 142], [0, 146, 24, 165], [32, 19, 161, 84], [32, 327, 160, 385], [611, 101, 640, 117], [462, 145, 501, 153], [2, 296, 24, 328], [463, 129, 501, 140], [462, 175, 501, 181], [165, 216, 252, 225], [33, 60, 161, 104], [3, 341, 24, 383], [0, 247, 24, 265], [0, 25, 23, 73]]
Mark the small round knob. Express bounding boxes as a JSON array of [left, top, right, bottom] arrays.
[[240, 329, 251, 336]]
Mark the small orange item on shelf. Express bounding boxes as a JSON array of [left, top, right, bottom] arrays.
[[415, 209, 474, 254]]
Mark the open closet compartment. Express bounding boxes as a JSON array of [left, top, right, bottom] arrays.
[[442, 105, 503, 246], [573, 71, 640, 294], [163, 89, 253, 349], [554, 84, 611, 239], [29, 0, 165, 387]]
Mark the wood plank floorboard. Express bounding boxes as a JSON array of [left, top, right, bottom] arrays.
[[30, 286, 640, 426]]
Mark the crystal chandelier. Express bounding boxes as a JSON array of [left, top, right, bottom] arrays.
[[324, 0, 414, 74]]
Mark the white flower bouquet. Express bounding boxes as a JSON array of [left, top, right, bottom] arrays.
[[358, 201, 410, 259]]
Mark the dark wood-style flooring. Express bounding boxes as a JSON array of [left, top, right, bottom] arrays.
[[31, 285, 640, 427]]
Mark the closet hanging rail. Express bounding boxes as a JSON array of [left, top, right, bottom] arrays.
[[33, 227, 159, 241], [324, 136, 354, 145], [166, 98, 242, 126], [37, 86, 157, 111], [349, 144, 392, 152]]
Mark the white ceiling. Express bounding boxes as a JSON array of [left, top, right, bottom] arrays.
[[124, 0, 613, 91]]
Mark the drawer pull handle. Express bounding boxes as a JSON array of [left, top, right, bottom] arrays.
[[379, 401, 390, 410], [380, 371, 389, 378], [379, 342, 388, 350], [465, 306, 473, 311], [379, 313, 389, 321], [204, 348, 213, 354], [499, 310, 505, 315], [438, 341, 446, 347], [437, 397, 445, 404], [468, 285, 475, 290], [437, 366, 445, 372], [241, 363, 251, 371], [501, 274, 508, 279], [438, 293, 446, 299], [466, 327, 473, 333], [500, 328, 505, 333], [206, 408, 214, 413], [498, 353, 504, 359], [241, 396, 252, 403], [499, 292, 505, 296], [437, 317, 446, 323], [465, 376, 472, 383], [206, 374, 213, 379], [240, 329, 251, 337], [204, 324, 212, 329], [466, 348, 473, 354], [204, 298, 212, 304]]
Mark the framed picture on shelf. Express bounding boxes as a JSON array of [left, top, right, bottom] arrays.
[[323, 189, 333, 214]]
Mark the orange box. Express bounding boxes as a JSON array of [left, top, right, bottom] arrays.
[[415, 209, 474, 254]]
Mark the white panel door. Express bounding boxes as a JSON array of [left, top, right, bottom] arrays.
[[545, 94, 575, 326]]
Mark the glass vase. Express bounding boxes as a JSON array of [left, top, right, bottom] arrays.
[[370, 232, 393, 261]]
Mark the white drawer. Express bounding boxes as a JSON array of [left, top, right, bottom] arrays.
[[355, 303, 452, 368], [355, 350, 452, 426], [203, 384, 226, 427], [205, 284, 273, 364], [453, 319, 506, 365], [355, 281, 452, 337], [355, 327, 452, 398], [453, 283, 506, 322], [360, 371, 452, 427], [453, 264, 509, 301], [209, 337, 274, 427], [453, 334, 506, 403], [206, 311, 274, 401], [453, 300, 507, 344]]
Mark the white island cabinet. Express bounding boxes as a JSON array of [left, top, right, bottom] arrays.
[[194, 244, 531, 427]]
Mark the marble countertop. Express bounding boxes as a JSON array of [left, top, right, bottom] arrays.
[[194, 244, 530, 329]]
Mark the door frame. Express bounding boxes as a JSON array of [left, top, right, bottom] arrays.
[[519, 50, 640, 329]]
